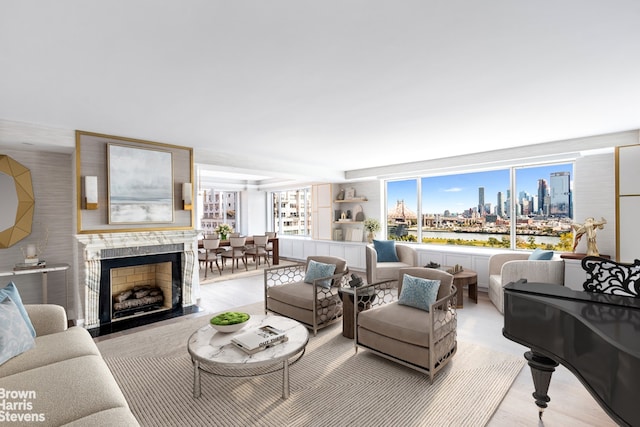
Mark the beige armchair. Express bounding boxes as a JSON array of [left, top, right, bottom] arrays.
[[264, 256, 349, 335], [488, 252, 565, 313], [365, 242, 417, 284], [355, 267, 458, 383]]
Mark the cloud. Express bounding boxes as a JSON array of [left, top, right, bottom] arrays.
[[444, 187, 463, 192]]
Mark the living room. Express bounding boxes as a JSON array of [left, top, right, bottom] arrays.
[[2, 2, 639, 426]]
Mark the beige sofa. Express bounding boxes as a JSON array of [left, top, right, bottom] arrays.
[[488, 252, 565, 313], [0, 304, 139, 426]]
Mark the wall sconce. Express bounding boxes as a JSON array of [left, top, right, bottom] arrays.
[[182, 182, 193, 211], [84, 176, 98, 210]]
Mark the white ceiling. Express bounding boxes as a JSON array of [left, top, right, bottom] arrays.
[[2, 1, 640, 184]]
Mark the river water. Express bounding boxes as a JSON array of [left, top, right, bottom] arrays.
[[412, 230, 561, 245]]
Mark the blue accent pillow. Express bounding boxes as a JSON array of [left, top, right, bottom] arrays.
[[528, 248, 554, 260], [373, 240, 399, 263], [304, 260, 337, 289], [0, 296, 36, 365], [398, 274, 441, 312], [0, 282, 35, 337]]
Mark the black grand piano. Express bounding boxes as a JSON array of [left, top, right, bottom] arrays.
[[503, 280, 640, 427]]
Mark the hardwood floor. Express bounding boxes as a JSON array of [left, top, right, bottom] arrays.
[[95, 265, 617, 427]]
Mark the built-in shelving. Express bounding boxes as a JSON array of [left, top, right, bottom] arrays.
[[334, 198, 368, 203]]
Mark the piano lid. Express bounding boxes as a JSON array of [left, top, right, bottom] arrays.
[[504, 281, 640, 358]]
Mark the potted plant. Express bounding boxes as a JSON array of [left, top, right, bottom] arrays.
[[363, 218, 381, 243], [216, 223, 233, 241]]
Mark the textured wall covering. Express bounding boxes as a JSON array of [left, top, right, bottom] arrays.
[[0, 148, 75, 313]]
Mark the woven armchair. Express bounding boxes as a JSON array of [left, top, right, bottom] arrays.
[[354, 267, 458, 383], [264, 256, 349, 336]]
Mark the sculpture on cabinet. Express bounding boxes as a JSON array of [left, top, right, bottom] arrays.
[[572, 217, 607, 256]]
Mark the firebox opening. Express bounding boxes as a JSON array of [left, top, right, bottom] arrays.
[[98, 252, 182, 327], [111, 262, 172, 321]]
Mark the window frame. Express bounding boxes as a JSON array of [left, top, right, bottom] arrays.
[[385, 161, 575, 251]]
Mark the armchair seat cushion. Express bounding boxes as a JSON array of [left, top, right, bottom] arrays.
[[358, 303, 455, 348], [359, 304, 430, 347], [373, 261, 414, 281], [267, 281, 340, 310]]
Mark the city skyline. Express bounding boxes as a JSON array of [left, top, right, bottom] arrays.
[[387, 163, 573, 216]]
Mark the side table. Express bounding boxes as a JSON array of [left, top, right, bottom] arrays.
[[446, 268, 478, 308], [339, 287, 376, 339], [0, 263, 70, 305]]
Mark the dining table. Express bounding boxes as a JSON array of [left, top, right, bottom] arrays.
[[199, 236, 279, 265]]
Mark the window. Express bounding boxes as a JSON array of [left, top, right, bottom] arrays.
[[385, 162, 574, 250], [514, 164, 573, 251], [200, 190, 239, 234], [271, 188, 312, 236], [386, 179, 418, 241], [421, 170, 510, 248]]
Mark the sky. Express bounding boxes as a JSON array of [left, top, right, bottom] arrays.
[[387, 163, 573, 215]]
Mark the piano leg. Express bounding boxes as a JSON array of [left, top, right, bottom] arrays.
[[524, 350, 559, 419]]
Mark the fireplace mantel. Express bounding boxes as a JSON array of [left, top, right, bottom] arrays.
[[76, 230, 198, 328]]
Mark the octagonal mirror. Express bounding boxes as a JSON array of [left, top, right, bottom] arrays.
[[0, 155, 35, 248]]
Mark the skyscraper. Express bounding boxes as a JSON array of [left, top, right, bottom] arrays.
[[537, 178, 548, 215], [550, 172, 571, 217], [478, 187, 485, 216], [497, 191, 504, 217]]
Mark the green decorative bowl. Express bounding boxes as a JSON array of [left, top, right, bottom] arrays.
[[209, 312, 250, 333]]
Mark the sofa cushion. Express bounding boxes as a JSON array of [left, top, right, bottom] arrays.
[[528, 248, 554, 260], [373, 240, 399, 262], [304, 260, 336, 289], [0, 326, 100, 378], [398, 275, 440, 312], [0, 355, 135, 426], [0, 296, 35, 366], [0, 282, 35, 337], [61, 407, 140, 426]]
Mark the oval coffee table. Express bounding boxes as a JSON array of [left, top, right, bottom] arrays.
[[188, 314, 308, 399]]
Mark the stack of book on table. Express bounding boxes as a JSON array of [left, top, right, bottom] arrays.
[[231, 325, 288, 354]]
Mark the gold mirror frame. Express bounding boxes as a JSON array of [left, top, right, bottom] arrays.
[[0, 155, 35, 248]]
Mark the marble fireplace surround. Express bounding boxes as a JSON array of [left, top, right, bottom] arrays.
[[75, 230, 198, 329]]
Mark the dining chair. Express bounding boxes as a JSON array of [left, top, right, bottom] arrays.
[[220, 236, 247, 273], [244, 235, 270, 269], [198, 238, 222, 278], [265, 231, 277, 260]]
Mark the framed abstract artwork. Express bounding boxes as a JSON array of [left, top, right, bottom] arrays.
[[107, 144, 174, 224]]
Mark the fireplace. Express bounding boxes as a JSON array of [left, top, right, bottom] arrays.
[[76, 231, 200, 335], [100, 252, 181, 324]]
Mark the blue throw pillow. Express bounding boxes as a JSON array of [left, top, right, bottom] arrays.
[[528, 248, 554, 260], [373, 240, 399, 263], [304, 260, 337, 289], [0, 282, 35, 337], [0, 296, 36, 365], [398, 274, 441, 312]]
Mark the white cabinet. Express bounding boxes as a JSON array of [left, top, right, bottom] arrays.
[[312, 183, 333, 241], [616, 144, 640, 263]]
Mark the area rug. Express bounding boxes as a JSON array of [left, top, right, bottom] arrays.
[[199, 258, 299, 284], [98, 306, 524, 427]]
